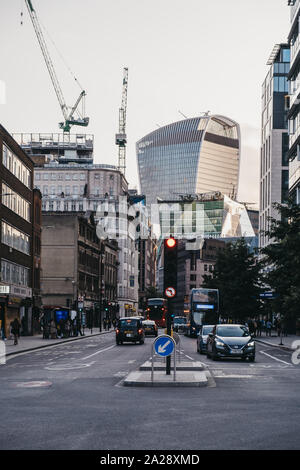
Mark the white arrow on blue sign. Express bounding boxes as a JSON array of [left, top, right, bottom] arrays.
[[154, 335, 175, 357]]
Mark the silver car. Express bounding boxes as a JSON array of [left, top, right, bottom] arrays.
[[197, 325, 214, 354]]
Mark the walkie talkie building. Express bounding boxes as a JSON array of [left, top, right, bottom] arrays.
[[136, 115, 241, 205]]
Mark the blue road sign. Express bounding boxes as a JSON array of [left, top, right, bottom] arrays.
[[154, 335, 175, 357]]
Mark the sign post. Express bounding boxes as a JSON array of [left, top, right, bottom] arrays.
[[164, 287, 176, 375], [152, 335, 176, 382]]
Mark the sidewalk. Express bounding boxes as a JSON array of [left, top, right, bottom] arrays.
[[255, 333, 300, 351], [2, 328, 114, 357]]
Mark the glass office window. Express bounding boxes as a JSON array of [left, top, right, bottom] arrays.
[[2, 183, 31, 222], [2, 144, 31, 188]]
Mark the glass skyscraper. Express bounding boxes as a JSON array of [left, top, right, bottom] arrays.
[[136, 115, 240, 205]]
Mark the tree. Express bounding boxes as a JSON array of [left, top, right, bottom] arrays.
[[145, 286, 163, 300], [202, 238, 263, 322], [261, 199, 300, 327]]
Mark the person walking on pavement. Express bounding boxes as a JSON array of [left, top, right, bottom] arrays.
[[77, 318, 83, 336], [266, 319, 272, 337], [10, 318, 21, 345], [256, 319, 262, 337], [50, 319, 57, 339], [103, 318, 107, 331], [107, 318, 111, 331]]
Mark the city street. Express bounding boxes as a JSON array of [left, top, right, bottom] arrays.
[[1, 331, 300, 450]]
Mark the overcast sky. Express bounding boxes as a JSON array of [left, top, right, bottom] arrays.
[[0, 0, 291, 206]]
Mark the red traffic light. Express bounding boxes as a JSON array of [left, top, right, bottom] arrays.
[[166, 237, 176, 248]]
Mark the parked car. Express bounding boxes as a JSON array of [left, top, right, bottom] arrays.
[[196, 325, 214, 354], [206, 324, 255, 361], [116, 317, 145, 345], [173, 316, 187, 334], [142, 320, 158, 337]]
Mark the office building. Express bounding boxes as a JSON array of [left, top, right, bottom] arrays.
[[0, 124, 41, 337], [287, 0, 300, 203], [136, 115, 241, 205], [259, 43, 290, 248]]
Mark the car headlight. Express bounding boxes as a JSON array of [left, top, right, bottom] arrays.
[[215, 340, 225, 347], [247, 341, 255, 348]]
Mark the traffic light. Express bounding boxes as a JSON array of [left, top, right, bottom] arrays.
[[163, 237, 177, 295]]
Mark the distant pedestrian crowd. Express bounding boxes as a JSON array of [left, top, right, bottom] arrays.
[[245, 318, 288, 338]]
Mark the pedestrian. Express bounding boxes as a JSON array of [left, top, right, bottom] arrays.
[[77, 318, 83, 336], [256, 319, 262, 337], [103, 318, 107, 331], [253, 319, 257, 338], [10, 318, 21, 345], [112, 318, 117, 329], [107, 319, 111, 331], [50, 319, 57, 339], [65, 319, 71, 338], [277, 319, 282, 337], [266, 320, 272, 337], [0, 319, 7, 341]]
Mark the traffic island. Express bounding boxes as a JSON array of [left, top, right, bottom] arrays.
[[139, 360, 205, 371], [123, 369, 208, 387]]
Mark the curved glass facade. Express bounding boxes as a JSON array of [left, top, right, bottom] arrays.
[[136, 115, 240, 205]]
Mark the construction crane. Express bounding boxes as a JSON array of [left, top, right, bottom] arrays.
[[116, 67, 128, 175], [25, 0, 89, 133]]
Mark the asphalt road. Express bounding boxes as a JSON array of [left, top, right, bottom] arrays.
[[0, 330, 300, 450]]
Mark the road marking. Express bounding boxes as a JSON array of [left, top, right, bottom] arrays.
[[81, 344, 115, 360], [259, 350, 292, 366], [128, 360, 136, 364], [15, 381, 52, 388], [184, 354, 193, 361], [213, 374, 260, 379]]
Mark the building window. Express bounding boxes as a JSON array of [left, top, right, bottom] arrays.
[[282, 133, 289, 166], [2, 143, 31, 188], [1, 221, 30, 255], [281, 170, 289, 203], [1, 259, 29, 287], [1, 183, 31, 222]]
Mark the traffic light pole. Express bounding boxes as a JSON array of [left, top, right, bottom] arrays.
[[166, 298, 172, 375]]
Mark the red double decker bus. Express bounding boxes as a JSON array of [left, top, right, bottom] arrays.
[[146, 298, 167, 328]]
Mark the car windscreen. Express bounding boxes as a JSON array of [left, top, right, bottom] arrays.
[[202, 326, 213, 335], [119, 319, 138, 328], [174, 318, 186, 324], [216, 326, 250, 337]]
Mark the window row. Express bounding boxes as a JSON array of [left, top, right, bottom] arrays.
[[1, 221, 30, 255], [273, 76, 289, 93], [1, 259, 30, 287], [35, 173, 86, 181], [273, 63, 290, 74], [2, 144, 31, 188], [2, 183, 31, 222]]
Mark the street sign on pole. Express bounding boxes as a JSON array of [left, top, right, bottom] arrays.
[[165, 287, 176, 298], [154, 335, 175, 357]]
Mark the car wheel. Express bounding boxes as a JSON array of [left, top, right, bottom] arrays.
[[249, 356, 255, 362]]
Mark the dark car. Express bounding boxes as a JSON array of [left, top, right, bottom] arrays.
[[116, 317, 145, 345], [142, 320, 158, 337], [196, 325, 214, 354], [206, 324, 255, 361], [173, 316, 187, 334]]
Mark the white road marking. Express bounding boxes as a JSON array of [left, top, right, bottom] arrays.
[[213, 374, 259, 379], [128, 360, 136, 364], [184, 355, 193, 361], [259, 350, 292, 366], [81, 344, 115, 360]]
